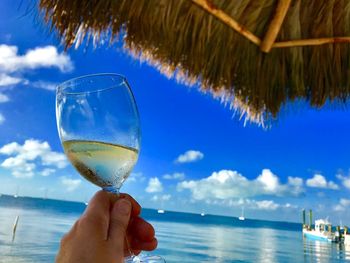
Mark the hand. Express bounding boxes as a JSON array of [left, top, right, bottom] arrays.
[[56, 191, 158, 263]]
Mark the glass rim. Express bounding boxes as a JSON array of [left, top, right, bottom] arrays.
[[57, 73, 127, 95]]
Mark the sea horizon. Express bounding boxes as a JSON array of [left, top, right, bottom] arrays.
[[0, 193, 304, 226]]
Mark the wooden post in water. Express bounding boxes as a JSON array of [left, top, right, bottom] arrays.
[[309, 209, 313, 230], [12, 215, 19, 242]]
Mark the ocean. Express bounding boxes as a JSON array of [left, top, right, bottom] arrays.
[[0, 195, 349, 263]]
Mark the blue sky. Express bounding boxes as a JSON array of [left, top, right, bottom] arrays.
[[1, 0, 350, 223]]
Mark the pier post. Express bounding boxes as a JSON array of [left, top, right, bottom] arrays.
[[309, 209, 313, 230]]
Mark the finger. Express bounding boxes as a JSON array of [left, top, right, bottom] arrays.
[[108, 198, 132, 252], [83, 190, 111, 219], [104, 192, 140, 217], [130, 238, 158, 251], [79, 191, 112, 238], [119, 193, 141, 216], [128, 217, 155, 242]]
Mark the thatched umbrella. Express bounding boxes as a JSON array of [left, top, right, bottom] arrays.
[[39, 0, 350, 125]]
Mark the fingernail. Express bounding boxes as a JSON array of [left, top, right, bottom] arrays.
[[115, 199, 131, 215]]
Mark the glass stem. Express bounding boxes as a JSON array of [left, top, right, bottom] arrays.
[[102, 186, 135, 260], [103, 186, 120, 194]]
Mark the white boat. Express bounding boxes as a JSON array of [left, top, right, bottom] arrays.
[[157, 209, 165, 214], [14, 186, 19, 198], [303, 219, 337, 242], [238, 207, 245, 221], [200, 212, 205, 217], [344, 231, 350, 246]]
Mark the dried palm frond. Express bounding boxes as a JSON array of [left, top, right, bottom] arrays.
[[39, 0, 350, 124]]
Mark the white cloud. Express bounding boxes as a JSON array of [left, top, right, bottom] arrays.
[[284, 203, 298, 209], [337, 174, 350, 189], [256, 169, 279, 192], [61, 176, 81, 192], [0, 73, 23, 87], [0, 139, 68, 178], [0, 113, 4, 125], [175, 150, 204, 163], [40, 168, 56, 177], [328, 181, 339, 190], [31, 80, 58, 91], [151, 194, 171, 202], [177, 169, 304, 201], [0, 93, 9, 102], [287, 176, 304, 194], [42, 151, 67, 169], [334, 198, 350, 212], [146, 177, 163, 193], [306, 174, 339, 190], [288, 176, 303, 187], [163, 172, 185, 180], [207, 198, 297, 211], [0, 142, 20, 154], [334, 205, 344, 212], [0, 45, 73, 73], [254, 200, 280, 210], [306, 174, 326, 187], [0, 45, 73, 90], [340, 199, 350, 206], [127, 172, 146, 183]]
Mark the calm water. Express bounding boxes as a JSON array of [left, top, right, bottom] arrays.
[[0, 195, 349, 262]]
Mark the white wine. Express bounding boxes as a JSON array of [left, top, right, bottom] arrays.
[[63, 140, 138, 190]]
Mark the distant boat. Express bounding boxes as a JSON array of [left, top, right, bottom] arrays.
[[200, 212, 205, 217], [14, 186, 19, 198], [157, 209, 165, 214], [238, 207, 245, 221]]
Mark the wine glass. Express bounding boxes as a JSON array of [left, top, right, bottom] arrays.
[[56, 73, 165, 263]]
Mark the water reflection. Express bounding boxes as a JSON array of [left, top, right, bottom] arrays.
[[0, 206, 77, 262], [153, 220, 350, 263], [303, 237, 350, 262], [152, 221, 305, 262], [256, 228, 277, 263], [2, 202, 350, 263]]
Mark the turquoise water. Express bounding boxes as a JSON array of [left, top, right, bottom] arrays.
[[0, 195, 349, 262]]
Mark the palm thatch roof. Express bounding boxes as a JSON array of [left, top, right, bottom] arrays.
[[39, 0, 350, 125]]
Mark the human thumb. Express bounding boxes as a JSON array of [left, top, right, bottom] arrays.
[[109, 198, 131, 251]]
